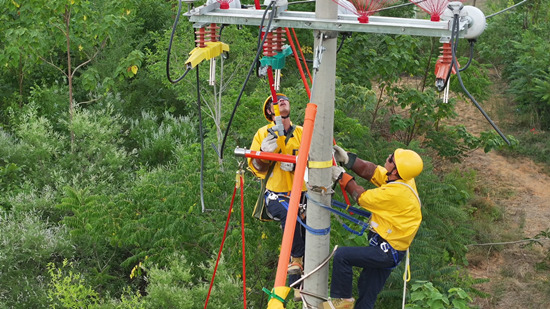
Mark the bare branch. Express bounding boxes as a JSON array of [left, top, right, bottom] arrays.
[[76, 98, 100, 107], [37, 55, 68, 78], [72, 37, 109, 75]]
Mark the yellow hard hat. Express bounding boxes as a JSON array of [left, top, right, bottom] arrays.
[[263, 93, 288, 122], [394, 149, 423, 181]]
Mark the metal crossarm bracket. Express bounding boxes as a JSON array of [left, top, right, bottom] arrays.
[[184, 6, 472, 38]]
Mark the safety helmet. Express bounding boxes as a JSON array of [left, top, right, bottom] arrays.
[[263, 93, 288, 122], [393, 149, 423, 181]]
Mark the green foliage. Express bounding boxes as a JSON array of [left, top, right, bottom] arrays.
[[1, 0, 548, 307], [425, 125, 519, 162], [387, 87, 454, 145], [337, 34, 422, 86], [478, 0, 550, 129], [0, 210, 73, 308], [499, 128, 550, 170], [128, 110, 198, 166], [140, 254, 244, 308], [405, 281, 473, 309], [47, 259, 100, 308]]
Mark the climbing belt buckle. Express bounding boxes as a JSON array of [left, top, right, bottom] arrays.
[[299, 203, 307, 220], [267, 191, 279, 201], [380, 242, 390, 253]]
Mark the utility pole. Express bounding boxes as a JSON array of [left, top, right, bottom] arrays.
[[303, 0, 337, 307]]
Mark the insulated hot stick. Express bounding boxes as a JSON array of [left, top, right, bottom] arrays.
[[234, 147, 297, 163]]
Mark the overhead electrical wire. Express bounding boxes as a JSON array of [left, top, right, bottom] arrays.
[[219, 1, 277, 159], [448, 11, 511, 145], [486, 0, 529, 19], [196, 64, 207, 213], [167, 0, 192, 84], [458, 40, 475, 72]]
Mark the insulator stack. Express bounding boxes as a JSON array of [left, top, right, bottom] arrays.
[[207, 23, 220, 42], [195, 28, 207, 48], [437, 43, 453, 72], [273, 28, 286, 53], [263, 32, 277, 57], [434, 42, 458, 91]]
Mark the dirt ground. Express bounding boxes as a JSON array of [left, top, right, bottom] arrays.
[[446, 70, 550, 308]]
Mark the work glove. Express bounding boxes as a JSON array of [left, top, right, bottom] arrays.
[[333, 145, 357, 169], [333, 145, 349, 164], [261, 134, 278, 153], [280, 162, 295, 172], [331, 166, 345, 183]]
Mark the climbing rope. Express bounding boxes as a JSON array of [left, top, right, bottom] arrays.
[[204, 169, 247, 309]]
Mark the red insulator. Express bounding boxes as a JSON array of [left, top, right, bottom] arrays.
[[207, 23, 220, 42], [195, 28, 207, 48], [273, 28, 286, 53], [263, 32, 276, 57], [434, 42, 456, 80]]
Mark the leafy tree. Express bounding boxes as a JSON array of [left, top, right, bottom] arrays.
[[6, 0, 132, 142]]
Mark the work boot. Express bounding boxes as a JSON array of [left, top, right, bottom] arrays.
[[318, 298, 355, 309], [288, 256, 303, 275]]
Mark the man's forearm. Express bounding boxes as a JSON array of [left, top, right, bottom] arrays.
[[351, 158, 377, 181]]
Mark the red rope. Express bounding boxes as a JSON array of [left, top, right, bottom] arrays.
[[285, 27, 311, 98], [291, 28, 313, 86], [239, 175, 247, 307], [204, 174, 247, 308]]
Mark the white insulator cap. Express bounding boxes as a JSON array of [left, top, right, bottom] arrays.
[[461, 5, 487, 39], [441, 4, 487, 39]]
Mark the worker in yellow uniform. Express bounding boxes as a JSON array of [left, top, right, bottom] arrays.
[[248, 93, 307, 300], [320, 146, 423, 309]]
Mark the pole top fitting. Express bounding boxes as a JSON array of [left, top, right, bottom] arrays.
[[447, 1, 464, 15]]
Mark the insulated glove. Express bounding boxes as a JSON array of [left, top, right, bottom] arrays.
[[333, 145, 349, 164], [280, 162, 295, 172], [333, 145, 357, 169], [260, 134, 278, 153], [331, 166, 345, 183]]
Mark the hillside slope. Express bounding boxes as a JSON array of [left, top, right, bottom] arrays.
[[449, 71, 550, 308]]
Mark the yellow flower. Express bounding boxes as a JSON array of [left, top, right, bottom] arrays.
[[261, 232, 268, 239], [83, 15, 87, 21], [78, 45, 83, 51], [126, 9, 131, 15]]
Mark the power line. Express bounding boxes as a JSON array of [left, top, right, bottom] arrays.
[[486, 0, 529, 19]]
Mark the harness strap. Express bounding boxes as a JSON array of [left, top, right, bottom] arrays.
[[277, 197, 330, 235], [393, 182, 422, 207], [306, 194, 371, 236], [369, 233, 401, 269]]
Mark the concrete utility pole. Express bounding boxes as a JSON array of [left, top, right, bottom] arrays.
[[303, 0, 338, 307]]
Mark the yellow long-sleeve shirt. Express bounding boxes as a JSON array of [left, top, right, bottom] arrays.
[[358, 166, 422, 251], [247, 123, 306, 193]]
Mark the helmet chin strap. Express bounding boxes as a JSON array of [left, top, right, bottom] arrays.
[[386, 166, 399, 182], [281, 113, 290, 119]]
